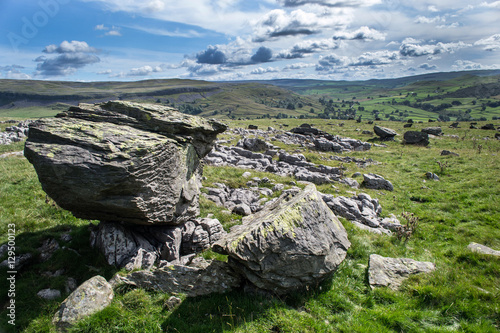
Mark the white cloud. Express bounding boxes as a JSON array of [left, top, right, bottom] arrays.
[[279, 0, 382, 7], [332, 26, 386, 40], [475, 34, 500, 51], [250, 66, 280, 74], [252, 8, 349, 42], [400, 39, 471, 57], [43, 40, 98, 54], [414, 16, 446, 24]]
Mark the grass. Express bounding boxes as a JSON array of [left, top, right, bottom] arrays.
[[0, 116, 499, 332]]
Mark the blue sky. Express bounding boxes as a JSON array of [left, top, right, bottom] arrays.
[[0, 0, 499, 81]]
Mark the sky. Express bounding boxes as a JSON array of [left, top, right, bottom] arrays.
[[0, 0, 499, 82]]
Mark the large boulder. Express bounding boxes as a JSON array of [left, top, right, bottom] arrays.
[[374, 126, 398, 140], [24, 101, 226, 225], [213, 184, 350, 294], [404, 131, 429, 146], [53, 276, 114, 331]]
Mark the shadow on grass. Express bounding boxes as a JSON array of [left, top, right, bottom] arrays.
[[161, 277, 336, 333], [0, 224, 118, 332]]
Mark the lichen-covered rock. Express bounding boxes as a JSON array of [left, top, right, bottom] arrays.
[[53, 276, 114, 331], [24, 101, 226, 225], [467, 242, 500, 256], [213, 184, 350, 294], [421, 127, 443, 136]]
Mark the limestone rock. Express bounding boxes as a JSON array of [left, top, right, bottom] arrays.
[[362, 173, 394, 191], [374, 126, 398, 140], [213, 184, 350, 294], [404, 131, 429, 146], [113, 259, 241, 297], [25, 101, 226, 225], [368, 254, 436, 290], [53, 276, 114, 331], [467, 242, 500, 256]]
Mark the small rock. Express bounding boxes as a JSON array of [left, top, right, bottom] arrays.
[[480, 124, 495, 130], [165, 296, 182, 310], [65, 277, 78, 293], [368, 254, 435, 290], [467, 242, 500, 256], [440, 150, 459, 156], [53, 276, 114, 331], [421, 127, 443, 136], [374, 126, 398, 140], [37, 288, 61, 300], [38, 238, 60, 262], [362, 173, 394, 191], [352, 172, 362, 178], [232, 203, 252, 216], [426, 172, 440, 181], [242, 172, 252, 178]]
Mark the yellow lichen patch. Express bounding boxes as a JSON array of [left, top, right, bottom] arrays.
[[230, 231, 249, 250], [261, 202, 304, 239]]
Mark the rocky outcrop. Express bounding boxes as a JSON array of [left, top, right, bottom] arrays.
[[0, 120, 33, 145], [25, 101, 226, 225], [205, 145, 343, 185], [368, 254, 436, 290], [374, 126, 398, 140], [53, 276, 114, 332], [213, 184, 350, 294], [404, 131, 429, 146]]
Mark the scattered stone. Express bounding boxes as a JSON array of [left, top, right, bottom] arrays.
[[426, 172, 440, 181], [362, 173, 394, 191], [272, 183, 285, 192], [449, 122, 460, 128], [368, 254, 436, 290], [38, 238, 60, 262], [421, 127, 443, 136], [339, 178, 360, 189], [0, 253, 33, 271], [60, 233, 72, 242], [25, 101, 226, 226], [37, 288, 61, 300], [213, 184, 350, 294], [53, 276, 114, 331], [242, 171, 252, 178], [165, 296, 182, 310], [441, 150, 459, 156], [403, 123, 413, 128], [352, 172, 362, 178], [0, 120, 33, 145], [404, 131, 429, 146], [65, 278, 78, 294], [362, 130, 374, 135], [373, 126, 398, 140], [113, 259, 241, 297], [248, 125, 258, 130], [480, 124, 495, 130], [467, 242, 500, 256], [0, 151, 24, 158], [232, 203, 252, 216]]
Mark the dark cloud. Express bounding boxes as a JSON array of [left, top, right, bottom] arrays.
[[277, 39, 340, 59], [196, 46, 227, 64], [36, 40, 101, 76], [36, 53, 100, 76], [419, 63, 438, 70], [280, 0, 381, 7], [251, 47, 273, 63]]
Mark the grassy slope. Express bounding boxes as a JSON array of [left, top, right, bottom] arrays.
[[1, 116, 499, 332]]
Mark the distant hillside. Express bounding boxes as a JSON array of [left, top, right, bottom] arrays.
[[1, 69, 500, 121], [0, 79, 320, 120]]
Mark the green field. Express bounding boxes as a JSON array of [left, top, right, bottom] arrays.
[[1, 114, 499, 332]]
